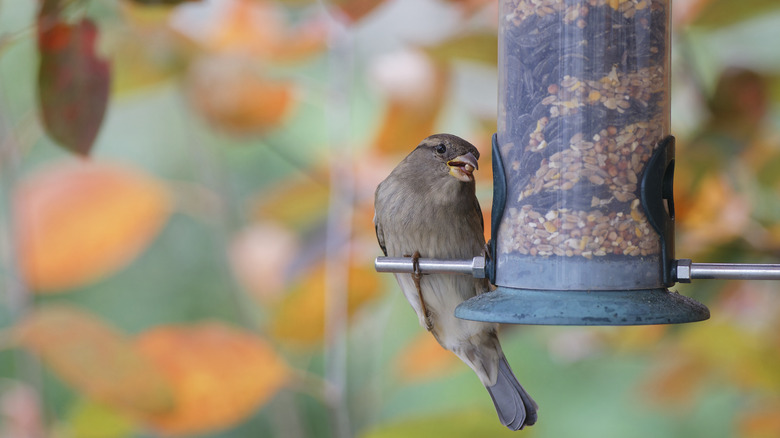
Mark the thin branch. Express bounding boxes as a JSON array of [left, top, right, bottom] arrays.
[[263, 140, 330, 187], [320, 5, 356, 438]]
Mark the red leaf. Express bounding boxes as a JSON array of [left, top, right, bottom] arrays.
[[331, 0, 386, 22], [37, 18, 111, 156]]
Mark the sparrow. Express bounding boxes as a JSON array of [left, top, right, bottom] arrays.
[[374, 133, 538, 430]]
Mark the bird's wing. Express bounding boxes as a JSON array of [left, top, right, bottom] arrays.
[[474, 196, 484, 235], [374, 211, 388, 256]]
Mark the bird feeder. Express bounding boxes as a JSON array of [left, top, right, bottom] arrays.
[[375, 0, 780, 325], [463, 0, 708, 324]]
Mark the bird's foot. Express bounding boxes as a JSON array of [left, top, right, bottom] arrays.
[[407, 251, 433, 332]]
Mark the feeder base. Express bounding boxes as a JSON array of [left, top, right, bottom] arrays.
[[455, 287, 709, 326]]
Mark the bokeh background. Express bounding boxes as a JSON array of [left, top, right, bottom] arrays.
[[2, 0, 780, 437]]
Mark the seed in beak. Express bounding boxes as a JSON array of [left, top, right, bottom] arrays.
[[448, 152, 479, 182]]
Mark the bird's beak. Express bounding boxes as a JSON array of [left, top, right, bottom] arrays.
[[447, 152, 478, 182]]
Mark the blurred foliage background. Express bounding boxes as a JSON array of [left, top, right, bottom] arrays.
[[2, 0, 780, 437]]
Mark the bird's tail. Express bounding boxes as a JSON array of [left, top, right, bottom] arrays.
[[485, 354, 538, 431]]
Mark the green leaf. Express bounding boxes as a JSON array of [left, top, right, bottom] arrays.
[[66, 400, 135, 438], [766, 74, 780, 103]]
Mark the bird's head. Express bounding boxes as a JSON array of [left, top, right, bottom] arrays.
[[416, 134, 480, 183]]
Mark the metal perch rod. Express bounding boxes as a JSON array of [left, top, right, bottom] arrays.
[[374, 256, 487, 279], [675, 259, 780, 282], [375, 256, 780, 283]]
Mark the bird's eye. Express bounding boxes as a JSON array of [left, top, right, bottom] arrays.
[[434, 144, 447, 154]]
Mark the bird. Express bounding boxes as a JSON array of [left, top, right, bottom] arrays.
[[374, 133, 538, 430]]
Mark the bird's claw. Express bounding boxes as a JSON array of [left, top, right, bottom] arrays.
[[424, 315, 433, 331]]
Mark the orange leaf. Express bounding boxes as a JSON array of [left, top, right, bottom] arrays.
[[676, 173, 751, 254], [14, 161, 171, 292], [270, 262, 380, 345], [200, 0, 282, 55], [739, 400, 780, 438], [394, 332, 461, 383], [186, 55, 294, 133], [135, 322, 290, 436], [271, 16, 328, 62], [16, 306, 174, 415]]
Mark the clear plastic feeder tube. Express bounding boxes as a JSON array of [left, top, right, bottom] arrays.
[[496, 0, 671, 290]]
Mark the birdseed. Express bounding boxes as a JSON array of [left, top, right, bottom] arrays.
[[498, 0, 668, 260]]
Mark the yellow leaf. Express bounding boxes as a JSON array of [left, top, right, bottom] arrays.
[[688, 0, 780, 28], [119, 0, 181, 26], [680, 321, 755, 368], [361, 409, 522, 438], [270, 262, 381, 345], [109, 27, 190, 95], [251, 172, 330, 232], [66, 400, 135, 438], [14, 161, 171, 292], [604, 325, 667, 352], [16, 306, 174, 415], [135, 322, 290, 436], [425, 33, 498, 66], [676, 319, 780, 391]]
